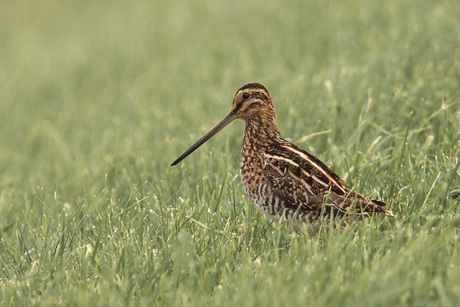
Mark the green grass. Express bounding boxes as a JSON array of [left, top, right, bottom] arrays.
[[1, 0, 459, 306]]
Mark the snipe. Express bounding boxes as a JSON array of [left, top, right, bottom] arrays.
[[171, 83, 392, 228]]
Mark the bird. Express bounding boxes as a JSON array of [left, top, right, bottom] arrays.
[[171, 83, 393, 229]]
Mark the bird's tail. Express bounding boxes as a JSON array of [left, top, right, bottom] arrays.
[[371, 199, 394, 216]]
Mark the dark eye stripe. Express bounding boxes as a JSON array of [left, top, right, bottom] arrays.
[[234, 100, 261, 113]]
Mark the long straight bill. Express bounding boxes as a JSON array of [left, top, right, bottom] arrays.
[[171, 111, 235, 166]]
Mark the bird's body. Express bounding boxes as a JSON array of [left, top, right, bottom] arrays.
[[171, 83, 392, 229]]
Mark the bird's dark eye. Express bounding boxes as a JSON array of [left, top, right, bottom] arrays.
[[242, 92, 250, 99]]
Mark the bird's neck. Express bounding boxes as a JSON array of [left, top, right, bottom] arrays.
[[242, 117, 282, 149]]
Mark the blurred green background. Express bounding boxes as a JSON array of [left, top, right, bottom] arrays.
[[1, 0, 459, 306]]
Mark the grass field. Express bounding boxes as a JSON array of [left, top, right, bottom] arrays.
[[1, 0, 460, 306]]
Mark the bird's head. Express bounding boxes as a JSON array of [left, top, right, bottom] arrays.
[[231, 83, 276, 120], [171, 82, 276, 166]]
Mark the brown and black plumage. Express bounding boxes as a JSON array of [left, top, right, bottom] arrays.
[[171, 83, 392, 228]]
